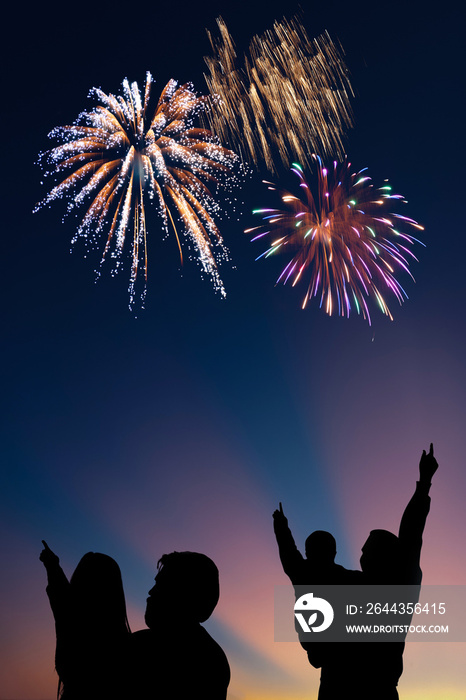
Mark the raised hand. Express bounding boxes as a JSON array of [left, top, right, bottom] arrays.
[[273, 502, 288, 525], [40, 540, 60, 569], [419, 443, 438, 483]]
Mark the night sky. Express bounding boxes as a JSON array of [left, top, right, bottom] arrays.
[[2, 1, 465, 698]]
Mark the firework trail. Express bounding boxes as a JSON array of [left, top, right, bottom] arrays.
[[34, 72, 240, 307], [204, 17, 354, 174], [246, 156, 424, 324]]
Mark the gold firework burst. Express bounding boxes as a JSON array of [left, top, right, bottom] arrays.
[[35, 72, 240, 306], [204, 17, 354, 173]]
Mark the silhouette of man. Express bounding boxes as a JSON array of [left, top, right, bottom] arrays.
[[348, 443, 439, 700], [131, 551, 230, 700], [361, 444, 437, 587], [291, 444, 438, 700]]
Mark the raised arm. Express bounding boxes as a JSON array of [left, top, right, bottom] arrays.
[[398, 444, 438, 580], [40, 540, 70, 619], [273, 503, 305, 584]]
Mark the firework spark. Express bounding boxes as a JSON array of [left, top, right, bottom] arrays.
[[204, 17, 354, 174], [34, 72, 240, 306], [246, 156, 424, 324]]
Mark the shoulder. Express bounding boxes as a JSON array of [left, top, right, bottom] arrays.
[[197, 626, 230, 664], [331, 564, 362, 584], [130, 628, 151, 644], [193, 626, 231, 693]]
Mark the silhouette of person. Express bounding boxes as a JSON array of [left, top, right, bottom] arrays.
[[361, 444, 437, 587], [273, 503, 361, 674], [131, 551, 230, 700], [273, 504, 361, 586], [40, 542, 131, 700], [350, 443, 439, 700], [295, 444, 438, 700]]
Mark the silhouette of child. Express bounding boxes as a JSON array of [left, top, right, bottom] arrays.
[[40, 541, 131, 700], [273, 503, 361, 586], [273, 504, 362, 673]]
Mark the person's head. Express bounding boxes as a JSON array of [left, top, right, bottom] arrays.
[[145, 551, 220, 629], [305, 530, 337, 567], [360, 530, 401, 582], [70, 552, 130, 635]]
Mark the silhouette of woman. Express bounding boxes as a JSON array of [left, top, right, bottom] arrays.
[[40, 541, 131, 700]]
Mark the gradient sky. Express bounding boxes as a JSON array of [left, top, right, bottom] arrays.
[[2, 1, 465, 698]]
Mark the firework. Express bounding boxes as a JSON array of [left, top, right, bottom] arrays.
[[246, 156, 424, 324], [34, 72, 239, 306], [204, 17, 354, 173]]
